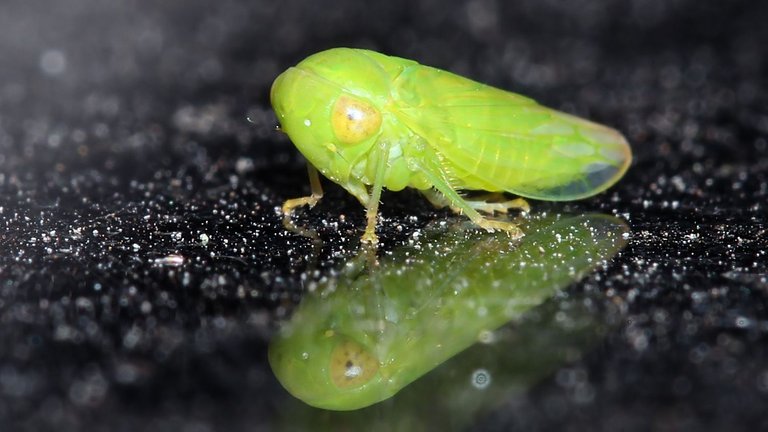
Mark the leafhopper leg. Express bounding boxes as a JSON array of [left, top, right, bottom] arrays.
[[422, 190, 531, 215], [281, 164, 324, 240], [467, 194, 530, 215], [361, 140, 392, 246], [417, 163, 524, 239]]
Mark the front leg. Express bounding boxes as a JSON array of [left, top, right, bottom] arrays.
[[360, 139, 392, 246], [282, 164, 324, 239]]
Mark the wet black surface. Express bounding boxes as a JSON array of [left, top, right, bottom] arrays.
[[1, 0, 767, 431]]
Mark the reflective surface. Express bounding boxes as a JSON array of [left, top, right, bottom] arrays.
[[270, 214, 629, 411], [274, 295, 614, 431]]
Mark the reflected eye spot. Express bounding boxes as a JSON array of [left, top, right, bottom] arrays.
[[344, 360, 362, 379], [329, 338, 379, 389], [331, 95, 382, 144]]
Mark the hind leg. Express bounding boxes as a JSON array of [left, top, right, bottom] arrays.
[[421, 189, 530, 215], [419, 188, 524, 238]]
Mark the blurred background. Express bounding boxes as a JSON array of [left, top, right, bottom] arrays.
[[0, 0, 766, 430]]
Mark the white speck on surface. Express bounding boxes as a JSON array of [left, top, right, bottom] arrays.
[[471, 369, 491, 389], [40, 49, 67, 76], [477, 329, 496, 344], [154, 255, 185, 266]]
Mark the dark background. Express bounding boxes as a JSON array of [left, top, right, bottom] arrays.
[[1, 0, 767, 430]]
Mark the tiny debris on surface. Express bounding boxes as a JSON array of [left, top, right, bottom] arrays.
[[0, 0, 767, 431]]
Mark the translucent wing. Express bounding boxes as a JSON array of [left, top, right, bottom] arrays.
[[393, 65, 632, 201]]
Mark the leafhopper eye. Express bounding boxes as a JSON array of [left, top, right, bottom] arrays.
[[329, 337, 379, 389], [331, 95, 382, 144]]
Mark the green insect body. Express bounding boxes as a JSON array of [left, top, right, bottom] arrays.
[[271, 48, 632, 243]]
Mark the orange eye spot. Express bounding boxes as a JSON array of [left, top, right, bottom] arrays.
[[329, 338, 379, 389], [331, 95, 382, 144]]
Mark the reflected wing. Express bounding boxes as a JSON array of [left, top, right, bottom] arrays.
[[394, 65, 631, 201]]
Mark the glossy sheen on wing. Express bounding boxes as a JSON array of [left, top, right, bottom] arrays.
[[393, 65, 632, 200]]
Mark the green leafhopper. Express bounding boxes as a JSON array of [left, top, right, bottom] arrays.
[[270, 48, 632, 244]]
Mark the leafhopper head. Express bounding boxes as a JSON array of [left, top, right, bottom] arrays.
[[270, 49, 392, 185]]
